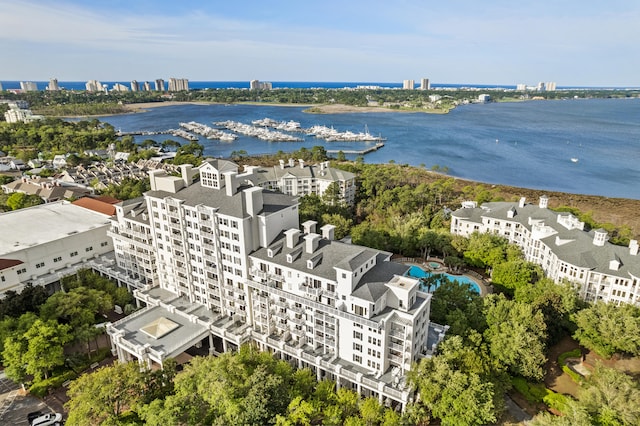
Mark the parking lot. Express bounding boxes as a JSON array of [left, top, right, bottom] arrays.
[[0, 372, 58, 425]]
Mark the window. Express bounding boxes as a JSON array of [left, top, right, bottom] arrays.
[[86, 246, 93, 252], [53, 256, 62, 263], [100, 241, 108, 247], [16, 268, 27, 275], [70, 251, 78, 257], [36, 262, 45, 269], [353, 331, 362, 340], [353, 343, 362, 352], [353, 355, 362, 363]]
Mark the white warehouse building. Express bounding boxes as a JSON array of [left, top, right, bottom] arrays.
[[450, 196, 640, 306], [0, 201, 114, 294], [105, 159, 439, 409]]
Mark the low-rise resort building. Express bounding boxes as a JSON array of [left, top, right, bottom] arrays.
[[102, 160, 440, 409], [451, 196, 640, 306]]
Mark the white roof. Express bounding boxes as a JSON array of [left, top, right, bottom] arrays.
[[0, 201, 112, 255]]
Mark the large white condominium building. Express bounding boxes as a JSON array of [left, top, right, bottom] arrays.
[[402, 80, 415, 90], [451, 196, 640, 306], [106, 160, 436, 409], [167, 78, 189, 92], [0, 201, 114, 294], [420, 78, 430, 90], [252, 159, 357, 206], [47, 78, 60, 91], [154, 79, 165, 91], [85, 80, 104, 92], [20, 81, 38, 92]]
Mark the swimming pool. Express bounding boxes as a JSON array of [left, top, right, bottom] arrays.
[[407, 265, 481, 294]]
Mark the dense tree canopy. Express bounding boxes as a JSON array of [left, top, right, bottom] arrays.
[[483, 294, 548, 381], [572, 302, 640, 358]]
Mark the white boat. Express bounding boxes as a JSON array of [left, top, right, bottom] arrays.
[[571, 158, 579, 163]]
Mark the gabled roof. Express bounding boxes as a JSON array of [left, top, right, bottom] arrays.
[[0, 258, 23, 271], [72, 197, 118, 216]]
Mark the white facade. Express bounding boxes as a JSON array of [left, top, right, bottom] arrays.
[[47, 78, 60, 91], [20, 81, 38, 91], [451, 196, 640, 305], [402, 80, 415, 90], [154, 79, 165, 91], [420, 78, 430, 90], [251, 160, 357, 206], [0, 201, 113, 294], [85, 80, 103, 92], [3, 103, 43, 123], [167, 78, 189, 91], [106, 160, 434, 408]]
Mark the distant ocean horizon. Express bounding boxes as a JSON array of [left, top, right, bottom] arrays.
[[1, 80, 638, 91]]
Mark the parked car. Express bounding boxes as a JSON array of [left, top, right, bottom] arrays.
[[27, 411, 44, 424], [30, 412, 63, 426]]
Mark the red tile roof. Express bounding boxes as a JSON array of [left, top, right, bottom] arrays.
[[94, 195, 121, 205], [0, 258, 24, 271], [72, 197, 118, 216]]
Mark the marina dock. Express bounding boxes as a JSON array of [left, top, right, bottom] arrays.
[[326, 142, 384, 155]]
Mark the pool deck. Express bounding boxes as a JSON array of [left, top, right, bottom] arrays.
[[403, 258, 492, 297]]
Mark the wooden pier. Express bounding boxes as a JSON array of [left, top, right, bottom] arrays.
[[326, 142, 384, 155]]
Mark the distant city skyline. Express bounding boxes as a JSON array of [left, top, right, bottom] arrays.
[[1, 1, 639, 87]]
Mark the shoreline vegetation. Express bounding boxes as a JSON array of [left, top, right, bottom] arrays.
[[119, 101, 450, 115], [34, 100, 454, 118]]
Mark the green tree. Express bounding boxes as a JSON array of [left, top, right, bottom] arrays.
[[515, 278, 583, 346], [40, 286, 113, 353], [19, 319, 72, 382], [6, 192, 43, 210], [0, 283, 49, 318], [579, 364, 640, 426], [321, 213, 353, 240], [140, 345, 296, 425], [483, 294, 547, 380], [322, 181, 344, 206], [0, 312, 38, 364], [464, 233, 509, 269], [572, 302, 640, 358], [491, 259, 542, 293], [409, 354, 497, 426], [65, 362, 145, 425]]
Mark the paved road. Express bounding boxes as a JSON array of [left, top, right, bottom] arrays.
[[0, 372, 56, 426], [505, 394, 532, 424]]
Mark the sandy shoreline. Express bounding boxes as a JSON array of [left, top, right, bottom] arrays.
[[121, 101, 443, 114], [122, 101, 220, 112]]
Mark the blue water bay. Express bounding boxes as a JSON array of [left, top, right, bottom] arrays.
[[98, 98, 640, 199]]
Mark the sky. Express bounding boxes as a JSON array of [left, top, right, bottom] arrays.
[[1, 0, 639, 87]]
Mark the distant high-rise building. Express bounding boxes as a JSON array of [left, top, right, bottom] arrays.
[[516, 83, 527, 91], [402, 79, 415, 90], [537, 82, 546, 91], [85, 80, 103, 92], [250, 80, 272, 90], [168, 78, 189, 92], [419, 78, 430, 90], [47, 78, 60, 91], [131, 80, 140, 92], [545, 82, 557, 91], [0, 82, 3, 92], [154, 79, 165, 91], [20, 81, 38, 92], [111, 83, 129, 92], [143, 81, 152, 91]]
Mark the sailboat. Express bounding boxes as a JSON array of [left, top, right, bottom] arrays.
[[571, 158, 579, 163]]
